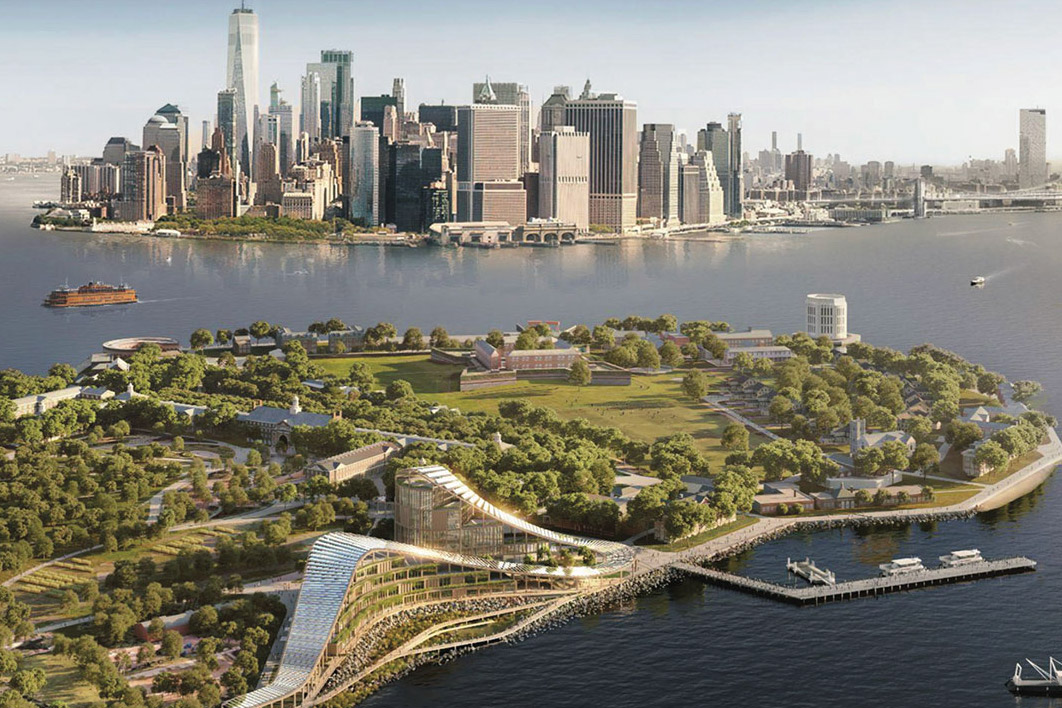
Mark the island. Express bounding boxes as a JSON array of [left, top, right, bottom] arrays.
[[0, 308, 1055, 708]]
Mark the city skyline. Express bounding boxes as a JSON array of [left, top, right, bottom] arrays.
[[3, 0, 1062, 164]]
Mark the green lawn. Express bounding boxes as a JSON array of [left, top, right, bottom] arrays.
[[25, 652, 101, 708], [642, 516, 759, 552], [427, 372, 771, 470], [316, 354, 465, 393]]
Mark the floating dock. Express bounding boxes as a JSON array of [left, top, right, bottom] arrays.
[[675, 556, 1036, 606], [786, 557, 836, 586]]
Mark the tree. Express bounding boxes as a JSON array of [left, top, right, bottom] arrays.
[[591, 326, 615, 350], [635, 342, 661, 370], [48, 363, 78, 385], [199, 683, 222, 708], [855, 488, 873, 506], [249, 321, 272, 342], [768, 395, 794, 424], [653, 314, 678, 334], [485, 330, 506, 348], [161, 630, 183, 660], [9, 669, 45, 696], [385, 379, 414, 400], [346, 361, 375, 391], [752, 358, 773, 376], [568, 359, 592, 386], [658, 341, 683, 367], [429, 327, 451, 349], [215, 329, 232, 345], [1012, 380, 1042, 403], [365, 322, 397, 348], [681, 370, 710, 400], [190, 329, 214, 351], [721, 422, 750, 452], [732, 352, 754, 371], [945, 420, 983, 450], [909, 442, 940, 477], [853, 446, 886, 476], [401, 328, 424, 350], [137, 642, 156, 666]]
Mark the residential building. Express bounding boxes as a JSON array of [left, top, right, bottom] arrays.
[[1019, 108, 1047, 189], [715, 328, 775, 348], [103, 137, 138, 166], [226, 6, 259, 173], [117, 147, 166, 222], [60, 168, 81, 203], [722, 345, 794, 365], [679, 151, 725, 225], [348, 122, 380, 226], [538, 126, 590, 231], [563, 83, 638, 231], [300, 72, 321, 142]]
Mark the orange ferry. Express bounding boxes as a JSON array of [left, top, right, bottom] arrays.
[[43, 281, 138, 308]]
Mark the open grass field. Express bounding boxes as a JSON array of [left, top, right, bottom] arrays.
[[25, 652, 101, 707], [428, 371, 770, 470], [642, 516, 759, 552], [316, 355, 464, 393]]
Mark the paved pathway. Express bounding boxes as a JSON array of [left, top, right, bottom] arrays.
[[704, 395, 782, 440], [2, 545, 103, 589]]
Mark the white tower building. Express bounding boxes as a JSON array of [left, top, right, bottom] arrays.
[[806, 293, 848, 340]]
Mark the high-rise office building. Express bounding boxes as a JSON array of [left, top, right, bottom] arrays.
[[144, 105, 189, 210], [417, 104, 458, 132], [361, 95, 398, 131], [300, 72, 321, 142], [456, 103, 523, 224], [196, 128, 238, 219], [563, 84, 638, 231], [348, 123, 379, 226], [1004, 148, 1018, 177], [540, 86, 571, 135], [1019, 108, 1047, 189], [226, 6, 259, 174], [727, 113, 743, 217], [118, 147, 166, 222], [217, 89, 238, 176], [784, 150, 813, 192], [102, 137, 138, 166], [539, 126, 590, 231], [306, 50, 355, 140], [267, 82, 294, 176], [387, 143, 444, 232], [638, 124, 679, 222], [201, 120, 212, 151], [254, 141, 281, 204], [473, 78, 532, 175], [698, 121, 737, 218], [392, 78, 406, 119]]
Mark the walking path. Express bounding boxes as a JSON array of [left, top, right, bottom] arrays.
[[704, 395, 782, 440], [2, 545, 103, 589]]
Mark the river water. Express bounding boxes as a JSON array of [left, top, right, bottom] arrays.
[[4, 176, 1062, 706]]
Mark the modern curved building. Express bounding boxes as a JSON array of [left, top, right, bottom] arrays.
[[226, 466, 634, 708]]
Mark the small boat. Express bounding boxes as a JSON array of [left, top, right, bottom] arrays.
[[939, 549, 982, 568], [971, 276, 985, 287], [1006, 657, 1062, 696], [878, 557, 924, 577]]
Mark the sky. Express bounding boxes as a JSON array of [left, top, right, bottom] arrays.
[[1, 0, 1060, 165]]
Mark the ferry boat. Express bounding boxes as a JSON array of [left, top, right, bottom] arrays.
[[43, 281, 138, 308], [971, 276, 986, 286], [1006, 657, 1062, 696], [878, 557, 925, 577], [939, 549, 983, 568]]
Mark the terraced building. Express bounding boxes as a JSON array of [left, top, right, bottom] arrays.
[[226, 465, 634, 708]]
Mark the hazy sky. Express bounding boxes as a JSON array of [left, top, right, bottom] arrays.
[[2, 0, 1059, 164]]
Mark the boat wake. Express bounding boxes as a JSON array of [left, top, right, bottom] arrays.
[[1006, 236, 1037, 247], [138, 297, 205, 304], [984, 264, 1025, 282]]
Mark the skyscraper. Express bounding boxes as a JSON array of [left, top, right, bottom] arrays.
[[348, 123, 379, 226], [456, 103, 523, 224], [392, 78, 406, 119], [268, 82, 294, 176], [118, 147, 166, 222], [699, 121, 740, 218], [473, 78, 532, 175], [539, 86, 571, 135], [226, 5, 259, 174], [539, 126, 590, 231], [300, 72, 321, 142], [143, 109, 186, 211], [307, 50, 355, 140], [564, 83, 638, 231], [727, 113, 743, 217], [217, 89, 238, 175], [1019, 108, 1047, 189], [678, 151, 725, 226], [784, 150, 813, 192], [638, 124, 679, 223]]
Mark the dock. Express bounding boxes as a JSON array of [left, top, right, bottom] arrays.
[[786, 557, 835, 586], [674, 556, 1036, 606]]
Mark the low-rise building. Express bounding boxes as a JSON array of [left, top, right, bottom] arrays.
[[715, 328, 775, 348], [752, 486, 816, 515], [473, 338, 583, 372], [307, 441, 402, 485], [237, 397, 335, 448], [12, 386, 84, 418], [722, 345, 794, 365], [428, 221, 515, 247], [962, 443, 991, 479], [848, 418, 916, 457], [232, 335, 252, 355]]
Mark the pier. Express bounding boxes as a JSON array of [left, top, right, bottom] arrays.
[[674, 556, 1036, 606], [786, 557, 836, 586]]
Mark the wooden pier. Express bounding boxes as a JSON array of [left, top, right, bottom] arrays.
[[674, 557, 1037, 606]]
